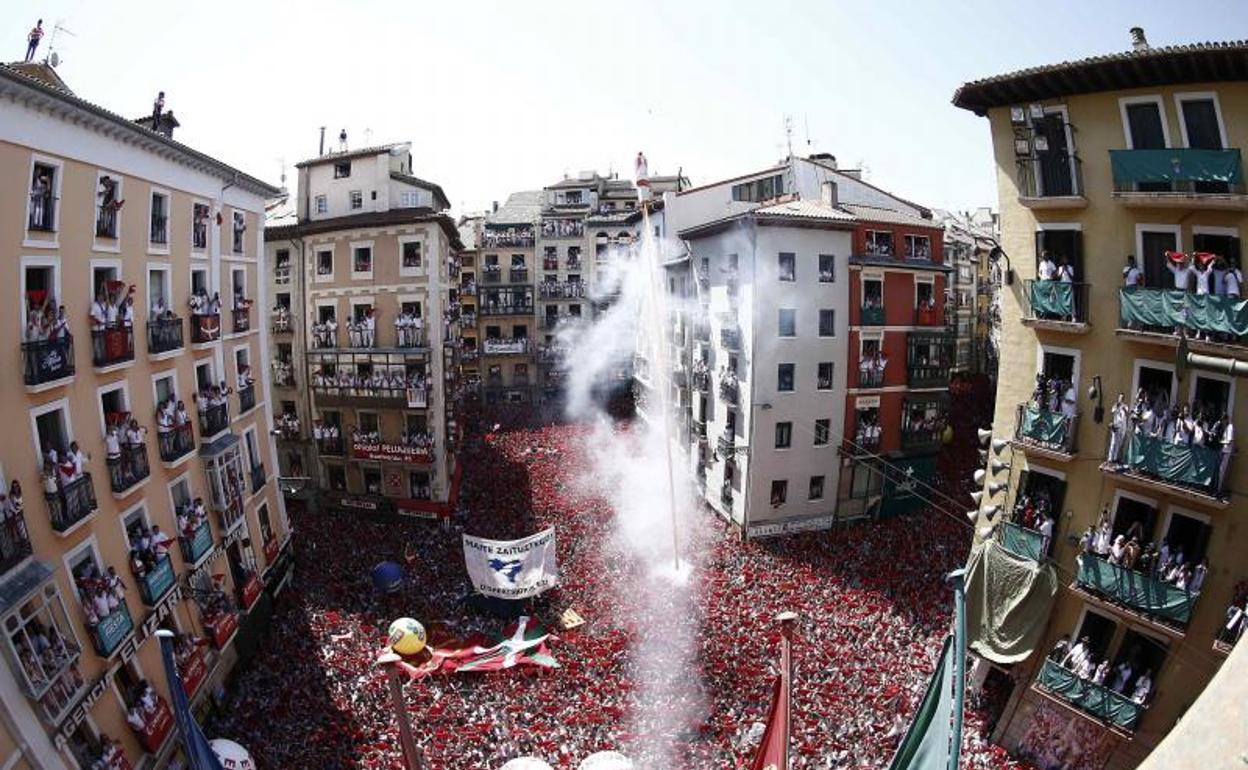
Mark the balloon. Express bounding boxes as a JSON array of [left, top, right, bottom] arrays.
[[388, 617, 426, 655], [209, 739, 256, 770], [500, 759, 555, 770], [372, 561, 404, 594], [578, 751, 634, 769]]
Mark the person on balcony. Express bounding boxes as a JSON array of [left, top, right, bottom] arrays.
[[237, 364, 254, 390], [208, 292, 222, 317], [104, 423, 122, 467], [149, 525, 172, 558], [119, 295, 134, 329], [1106, 393, 1129, 464], [175, 400, 190, 430], [1037, 251, 1056, 281], [1131, 670, 1152, 704], [29, 170, 50, 224], [1061, 636, 1092, 671], [1091, 658, 1110, 686], [1109, 659, 1134, 695]]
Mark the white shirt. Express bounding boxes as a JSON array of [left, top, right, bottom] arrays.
[[1038, 259, 1056, 281], [1062, 386, 1077, 418], [1057, 264, 1075, 283], [1123, 265, 1142, 287], [1226, 268, 1242, 296], [1169, 263, 1196, 291], [1194, 267, 1212, 295]]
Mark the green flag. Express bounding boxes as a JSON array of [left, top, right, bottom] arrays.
[[887, 635, 955, 770]]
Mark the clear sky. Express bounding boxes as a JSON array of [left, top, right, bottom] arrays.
[[7, 0, 1246, 215]]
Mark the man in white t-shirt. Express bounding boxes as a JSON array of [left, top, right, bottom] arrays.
[[1123, 256, 1143, 288], [1226, 262, 1243, 299], [1168, 255, 1196, 291], [1037, 251, 1057, 281]]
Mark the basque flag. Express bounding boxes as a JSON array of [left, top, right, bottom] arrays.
[[750, 675, 789, 770], [156, 630, 225, 770]]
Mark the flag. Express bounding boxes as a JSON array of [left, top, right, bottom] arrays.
[[887, 635, 955, 770], [156, 630, 224, 770], [392, 616, 558, 680], [750, 676, 789, 770], [462, 529, 558, 599]]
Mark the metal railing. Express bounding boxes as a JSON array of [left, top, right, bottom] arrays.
[[1014, 403, 1078, 455], [190, 314, 221, 344], [509, 268, 529, 283], [158, 423, 194, 463], [1017, 152, 1085, 198], [106, 443, 150, 494], [95, 207, 118, 238], [199, 403, 229, 438], [860, 305, 885, 326], [250, 463, 265, 495], [857, 367, 884, 388], [231, 308, 251, 334], [1023, 280, 1089, 324], [147, 317, 184, 355], [0, 504, 32, 575], [274, 265, 291, 284], [22, 336, 75, 386], [28, 191, 56, 231], [46, 473, 98, 533], [271, 314, 292, 334], [480, 302, 535, 316], [720, 327, 741, 350], [317, 437, 345, 456], [150, 215, 168, 244], [237, 384, 256, 414], [90, 327, 134, 368], [719, 378, 740, 405]]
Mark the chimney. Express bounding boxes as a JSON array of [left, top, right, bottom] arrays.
[[1130, 27, 1149, 51], [319, 126, 326, 156], [492, 200, 499, 213], [821, 180, 839, 208]]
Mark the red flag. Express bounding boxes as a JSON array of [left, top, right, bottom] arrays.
[[750, 676, 789, 770]]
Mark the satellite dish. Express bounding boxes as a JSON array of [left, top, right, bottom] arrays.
[[49, 52, 60, 67]]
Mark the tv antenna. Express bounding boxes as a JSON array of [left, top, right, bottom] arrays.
[[783, 115, 795, 161], [44, 20, 75, 67]]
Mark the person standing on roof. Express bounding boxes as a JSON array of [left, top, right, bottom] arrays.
[[25, 20, 44, 63]]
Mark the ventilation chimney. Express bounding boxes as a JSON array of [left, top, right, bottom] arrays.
[[821, 180, 839, 208], [319, 126, 326, 156], [492, 201, 499, 213], [1130, 27, 1149, 51]]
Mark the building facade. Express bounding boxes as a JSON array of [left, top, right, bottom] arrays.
[[955, 32, 1248, 769], [265, 142, 463, 521], [0, 62, 291, 769]]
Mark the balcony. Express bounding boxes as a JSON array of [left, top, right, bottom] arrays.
[[860, 305, 885, 326], [96, 207, 118, 239], [537, 344, 566, 365], [88, 603, 134, 658], [719, 378, 739, 406], [237, 384, 257, 415], [0, 503, 31, 574], [914, 305, 944, 327], [483, 338, 530, 356], [22, 336, 75, 388], [217, 494, 245, 532], [28, 191, 56, 230], [854, 423, 881, 451], [250, 463, 265, 495], [460, 281, 478, 296], [460, 312, 477, 327], [1017, 153, 1087, 209], [271, 313, 292, 334], [480, 302, 535, 316], [1103, 432, 1228, 504], [158, 423, 194, 464], [1001, 521, 1046, 561], [137, 554, 176, 605], [46, 473, 98, 533], [150, 216, 168, 245], [482, 266, 502, 283], [106, 443, 150, 496], [274, 264, 291, 284], [1022, 280, 1091, 333], [1035, 659, 1144, 732], [900, 425, 943, 452], [1110, 148, 1247, 210], [179, 518, 213, 564], [693, 419, 708, 440], [147, 317, 184, 355], [858, 366, 884, 388], [509, 268, 530, 284], [193, 221, 208, 250], [1116, 287, 1248, 357], [231, 308, 251, 334], [130, 692, 174, 753], [717, 431, 735, 455], [1075, 553, 1196, 628], [906, 355, 951, 389], [90, 327, 134, 368], [190, 314, 222, 345], [691, 369, 711, 392], [720, 482, 733, 508], [720, 326, 741, 350], [317, 436, 345, 457], [199, 403, 230, 439], [1013, 404, 1078, 461], [1215, 599, 1245, 653], [567, 258, 583, 271]]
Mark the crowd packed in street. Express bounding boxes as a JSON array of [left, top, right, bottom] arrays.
[[214, 419, 1031, 769]]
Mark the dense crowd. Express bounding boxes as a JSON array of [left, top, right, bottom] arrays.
[[214, 419, 1030, 769]]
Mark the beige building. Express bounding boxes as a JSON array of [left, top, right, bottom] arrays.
[[956, 31, 1248, 768], [265, 142, 463, 520], [0, 62, 290, 769], [478, 192, 540, 404]]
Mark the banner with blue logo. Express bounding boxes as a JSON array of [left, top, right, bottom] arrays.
[[463, 528, 558, 599]]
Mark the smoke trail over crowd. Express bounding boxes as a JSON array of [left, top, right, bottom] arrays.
[[559, 206, 708, 766]]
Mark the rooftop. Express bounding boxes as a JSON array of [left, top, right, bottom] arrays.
[[487, 190, 544, 225], [265, 207, 464, 250], [953, 37, 1248, 115], [390, 171, 451, 211], [295, 142, 408, 169], [841, 203, 937, 229]]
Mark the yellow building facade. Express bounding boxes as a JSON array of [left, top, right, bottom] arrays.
[[0, 63, 290, 769], [956, 36, 1248, 768]]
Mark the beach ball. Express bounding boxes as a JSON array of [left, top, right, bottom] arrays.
[[209, 739, 256, 770], [372, 561, 404, 594], [579, 751, 634, 770], [388, 617, 426, 655], [500, 759, 555, 770]]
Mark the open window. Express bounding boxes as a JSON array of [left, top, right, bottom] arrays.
[[149, 191, 169, 246], [1110, 492, 1158, 544], [28, 160, 59, 232], [1035, 228, 1083, 281], [1159, 509, 1212, 573]]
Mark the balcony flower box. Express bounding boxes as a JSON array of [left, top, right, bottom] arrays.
[[138, 555, 176, 605]]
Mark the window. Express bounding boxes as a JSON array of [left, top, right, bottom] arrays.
[[778, 252, 796, 281], [904, 235, 931, 260], [315, 195, 327, 214], [819, 309, 836, 337], [402, 241, 422, 269], [731, 174, 784, 202], [777, 363, 795, 392], [350, 191, 363, 210], [564, 191, 583, 205], [353, 245, 373, 275], [809, 475, 825, 501], [316, 248, 333, 277], [778, 309, 796, 337], [817, 362, 834, 390], [192, 202, 209, 249], [818, 254, 835, 282], [334, 161, 351, 179], [28, 161, 58, 231], [150, 192, 169, 245], [774, 422, 792, 449], [232, 211, 246, 253], [327, 465, 346, 491], [770, 480, 788, 505], [95, 173, 121, 239], [814, 419, 830, 446], [865, 230, 893, 257], [399, 191, 420, 208]]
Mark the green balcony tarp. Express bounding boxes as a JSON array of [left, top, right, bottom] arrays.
[[965, 540, 1058, 664], [1109, 148, 1243, 185], [1119, 287, 1248, 337], [1002, 522, 1046, 562], [1028, 280, 1074, 318], [1017, 405, 1069, 446], [1125, 432, 1221, 493], [1076, 554, 1195, 624], [1037, 659, 1145, 730]]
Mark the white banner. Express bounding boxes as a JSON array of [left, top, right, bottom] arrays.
[[463, 528, 558, 599]]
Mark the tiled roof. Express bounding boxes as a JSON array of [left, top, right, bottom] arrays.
[[264, 207, 464, 250], [953, 40, 1248, 115], [487, 190, 544, 225], [0, 64, 279, 197], [295, 143, 406, 168], [841, 203, 937, 229], [754, 199, 857, 222], [390, 172, 450, 211]]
